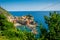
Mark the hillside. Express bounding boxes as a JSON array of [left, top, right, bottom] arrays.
[[0, 7, 11, 16], [0, 7, 36, 40]]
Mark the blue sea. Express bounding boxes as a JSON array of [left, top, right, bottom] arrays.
[[9, 11, 49, 38]]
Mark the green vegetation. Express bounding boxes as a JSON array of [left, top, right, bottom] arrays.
[[0, 7, 60, 40], [44, 12, 60, 40], [37, 12, 60, 40], [0, 7, 36, 40], [0, 7, 11, 16]]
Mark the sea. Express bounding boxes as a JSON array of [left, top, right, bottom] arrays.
[[9, 11, 50, 38]]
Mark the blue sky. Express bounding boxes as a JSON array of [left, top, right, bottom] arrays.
[[0, 0, 60, 11]]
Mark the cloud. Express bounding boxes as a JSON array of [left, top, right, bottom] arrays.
[[42, 3, 60, 11], [0, 1, 60, 11]]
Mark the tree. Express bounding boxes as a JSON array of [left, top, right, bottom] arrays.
[[44, 11, 60, 40], [37, 24, 48, 40]]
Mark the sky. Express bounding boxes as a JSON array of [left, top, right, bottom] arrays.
[[0, 0, 60, 11]]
